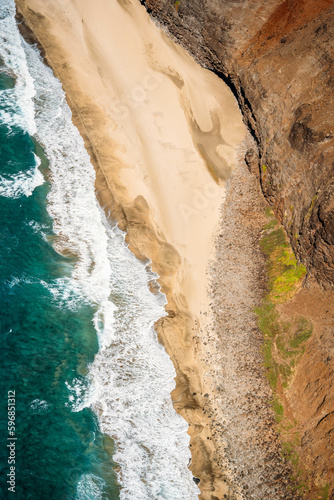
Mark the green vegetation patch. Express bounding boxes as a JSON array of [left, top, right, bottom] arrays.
[[319, 484, 330, 500], [264, 218, 278, 230], [282, 440, 300, 467], [289, 317, 313, 349], [263, 337, 278, 389], [254, 206, 314, 488], [259, 225, 306, 303], [256, 209, 309, 392], [305, 194, 317, 220], [260, 227, 287, 254], [254, 300, 279, 338], [272, 395, 284, 422]]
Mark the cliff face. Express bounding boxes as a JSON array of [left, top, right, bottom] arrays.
[[141, 0, 334, 286]]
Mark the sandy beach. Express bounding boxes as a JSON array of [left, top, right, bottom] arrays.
[[15, 0, 245, 496]]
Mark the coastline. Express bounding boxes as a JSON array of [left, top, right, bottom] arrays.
[[15, 0, 246, 497]]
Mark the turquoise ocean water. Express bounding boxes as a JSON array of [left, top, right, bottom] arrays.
[[0, 1, 199, 499], [0, 26, 119, 500], [0, 96, 119, 498]]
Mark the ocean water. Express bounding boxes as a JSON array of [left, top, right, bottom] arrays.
[[0, 1, 198, 499]]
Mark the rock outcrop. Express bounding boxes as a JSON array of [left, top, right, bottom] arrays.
[[141, 0, 334, 286]]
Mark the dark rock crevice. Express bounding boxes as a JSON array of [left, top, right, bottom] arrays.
[[209, 67, 262, 149]]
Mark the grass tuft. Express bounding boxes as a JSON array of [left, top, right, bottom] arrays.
[[264, 218, 278, 230], [289, 318, 313, 349], [319, 484, 330, 500], [305, 194, 317, 220], [272, 396, 284, 422]]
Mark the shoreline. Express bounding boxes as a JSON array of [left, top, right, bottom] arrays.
[[15, 0, 246, 497]]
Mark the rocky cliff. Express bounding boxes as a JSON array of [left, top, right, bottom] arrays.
[[141, 0, 334, 286]]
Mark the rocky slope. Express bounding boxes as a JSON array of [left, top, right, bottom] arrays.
[[141, 0, 334, 286], [204, 152, 296, 499]]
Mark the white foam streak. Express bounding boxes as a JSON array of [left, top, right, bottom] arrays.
[[0, 154, 44, 198], [26, 220, 49, 241], [0, 2, 36, 134], [76, 474, 105, 500], [43, 277, 89, 310], [29, 399, 50, 414], [89, 224, 197, 498]]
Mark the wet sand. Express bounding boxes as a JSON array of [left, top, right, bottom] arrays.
[[15, 0, 245, 496]]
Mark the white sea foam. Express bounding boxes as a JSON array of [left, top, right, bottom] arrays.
[[0, 154, 44, 198], [0, 2, 36, 135], [0, 2, 42, 200], [89, 223, 197, 499], [20, 22, 198, 500], [26, 220, 49, 241], [29, 399, 50, 414], [65, 378, 91, 412], [6, 276, 22, 288], [76, 474, 105, 500]]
